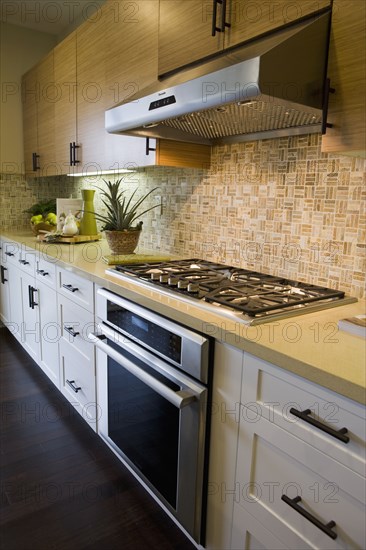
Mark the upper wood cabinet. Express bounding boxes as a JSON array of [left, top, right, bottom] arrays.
[[54, 33, 77, 174], [158, 0, 331, 76], [22, 51, 58, 177], [321, 0, 366, 157]]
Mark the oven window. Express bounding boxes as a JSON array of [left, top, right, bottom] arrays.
[[107, 348, 180, 508], [106, 301, 182, 364]]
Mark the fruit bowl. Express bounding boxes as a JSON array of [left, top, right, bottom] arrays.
[[30, 221, 56, 235]]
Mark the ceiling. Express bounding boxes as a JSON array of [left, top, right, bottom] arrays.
[[1, 0, 106, 38]]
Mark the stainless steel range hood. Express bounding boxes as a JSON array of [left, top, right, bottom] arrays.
[[106, 12, 331, 145]]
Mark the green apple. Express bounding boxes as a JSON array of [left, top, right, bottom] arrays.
[[46, 212, 57, 225], [31, 214, 43, 224]]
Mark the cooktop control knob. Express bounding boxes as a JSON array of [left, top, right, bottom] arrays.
[[159, 274, 169, 283], [187, 283, 199, 293], [177, 280, 188, 289], [150, 272, 161, 281], [168, 276, 178, 286]]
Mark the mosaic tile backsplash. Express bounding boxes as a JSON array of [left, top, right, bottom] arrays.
[[1, 134, 365, 297]]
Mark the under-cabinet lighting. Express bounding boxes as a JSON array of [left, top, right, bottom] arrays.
[[67, 169, 135, 177]]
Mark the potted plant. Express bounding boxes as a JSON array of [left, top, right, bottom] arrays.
[[24, 199, 57, 235], [92, 179, 160, 254]]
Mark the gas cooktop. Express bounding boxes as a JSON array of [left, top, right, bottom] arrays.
[[106, 259, 357, 325]]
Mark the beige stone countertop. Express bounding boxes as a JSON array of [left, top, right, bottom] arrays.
[[2, 231, 366, 405]]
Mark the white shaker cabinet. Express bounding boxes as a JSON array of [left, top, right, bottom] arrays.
[[232, 353, 366, 550]]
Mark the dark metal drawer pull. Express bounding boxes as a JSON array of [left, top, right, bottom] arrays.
[[66, 379, 81, 393], [289, 407, 349, 443], [62, 283, 79, 293], [1, 265, 8, 284], [19, 259, 30, 265], [281, 495, 337, 539], [5, 252, 15, 257], [64, 326, 80, 338], [36, 269, 49, 276]]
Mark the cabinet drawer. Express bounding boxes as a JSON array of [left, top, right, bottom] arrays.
[[58, 293, 96, 360], [236, 414, 366, 550], [2, 240, 21, 265], [36, 257, 57, 289], [232, 503, 288, 550], [58, 268, 94, 312], [59, 339, 96, 430], [242, 353, 366, 477]]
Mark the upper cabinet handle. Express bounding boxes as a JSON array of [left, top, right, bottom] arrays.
[[220, 0, 231, 33], [289, 407, 349, 443], [212, 0, 230, 36], [322, 77, 335, 135], [32, 152, 40, 171], [72, 142, 80, 165], [212, 0, 220, 36]]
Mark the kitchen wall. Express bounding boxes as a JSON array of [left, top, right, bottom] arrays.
[[1, 133, 365, 298]]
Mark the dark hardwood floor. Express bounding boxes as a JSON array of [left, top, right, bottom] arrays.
[[0, 328, 195, 550]]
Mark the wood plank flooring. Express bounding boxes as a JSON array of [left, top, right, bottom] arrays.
[[0, 328, 195, 550]]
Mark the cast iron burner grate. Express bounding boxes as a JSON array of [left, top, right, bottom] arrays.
[[113, 259, 346, 318]]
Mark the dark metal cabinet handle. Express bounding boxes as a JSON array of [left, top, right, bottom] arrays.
[[66, 379, 81, 393], [5, 252, 15, 257], [145, 137, 156, 156], [220, 0, 231, 32], [72, 142, 80, 165], [64, 326, 80, 338], [212, 0, 230, 36], [32, 152, 40, 171], [1, 265, 7, 284], [281, 495, 337, 539], [36, 269, 49, 276], [19, 259, 30, 265], [69, 142, 73, 166], [28, 285, 38, 309], [289, 407, 349, 443], [322, 77, 335, 135], [62, 283, 79, 293]]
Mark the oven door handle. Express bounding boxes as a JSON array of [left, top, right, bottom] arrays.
[[90, 333, 197, 409]]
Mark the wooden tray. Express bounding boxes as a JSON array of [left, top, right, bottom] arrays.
[[37, 233, 102, 244]]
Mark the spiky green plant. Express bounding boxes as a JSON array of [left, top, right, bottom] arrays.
[[92, 179, 160, 231]]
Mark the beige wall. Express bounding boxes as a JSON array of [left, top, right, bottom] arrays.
[[0, 22, 57, 173]]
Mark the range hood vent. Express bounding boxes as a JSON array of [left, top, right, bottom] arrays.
[[106, 12, 331, 145]]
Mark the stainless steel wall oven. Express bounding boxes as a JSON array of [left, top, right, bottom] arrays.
[[93, 288, 213, 544]]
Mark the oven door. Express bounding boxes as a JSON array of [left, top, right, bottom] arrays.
[[93, 322, 208, 543]]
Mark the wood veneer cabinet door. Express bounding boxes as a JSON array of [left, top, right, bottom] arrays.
[[158, 0, 222, 76], [158, 0, 331, 76], [22, 67, 38, 175], [225, 0, 331, 49], [36, 51, 57, 177], [54, 33, 77, 174], [103, 0, 160, 170], [321, 0, 366, 157], [76, 5, 109, 172]]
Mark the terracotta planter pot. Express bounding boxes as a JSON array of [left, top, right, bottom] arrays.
[[104, 229, 141, 255]]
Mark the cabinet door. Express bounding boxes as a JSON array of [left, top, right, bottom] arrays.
[[158, 0, 222, 76], [37, 51, 58, 177], [54, 32, 77, 174], [0, 260, 22, 341], [321, 0, 366, 156], [38, 280, 60, 387], [103, 0, 159, 170], [22, 67, 38, 175], [76, 5, 109, 172], [225, 0, 331, 49], [21, 271, 40, 363]]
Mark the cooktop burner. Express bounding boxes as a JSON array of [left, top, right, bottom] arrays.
[[106, 259, 356, 324]]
